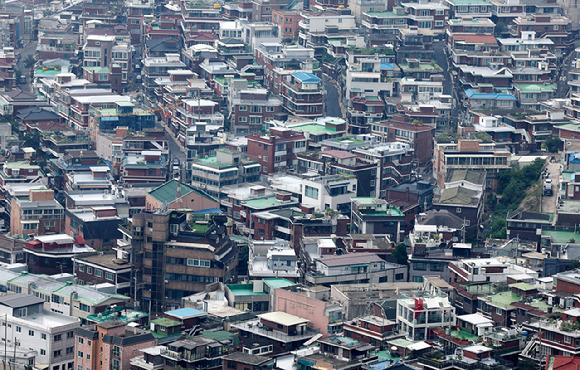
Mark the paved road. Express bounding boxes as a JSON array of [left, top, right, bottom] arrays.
[[433, 41, 452, 95], [541, 160, 561, 216], [322, 74, 342, 118], [15, 41, 38, 92]]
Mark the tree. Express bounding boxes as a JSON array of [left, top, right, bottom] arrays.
[[391, 243, 408, 265], [22, 130, 41, 150], [516, 358, 539, 370], [23, 55, 36, 70], [543, 135, 562, 153]]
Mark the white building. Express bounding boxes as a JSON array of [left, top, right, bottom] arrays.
[[396, 291, 455, 341], [249, 239, 301, 280], [301, 174, 358, 213], [0, 293, 80, 370]]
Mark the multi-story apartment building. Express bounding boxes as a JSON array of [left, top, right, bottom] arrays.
[[10, 188, 64, 238], [275, 285, 344, 336], [401, 1, 449, 32], [512, 14, 572, 55], [0, 161, 42, 186], [370, 115, 435, 165], [169, 98, 225, 144], [142, 54, 187, 101], [433, 139, 511, 189], [131, 211, 238, 313], [24, 234, 95, 275], [353, 142, 414, 196], [281, 72, 324, 118], [0, 294, 80, 370], [445, 0, 492, 18], [246, 127, 307, 174], [75, 252, 131, 295], [120, 150, 168, 186], [351, 197, 405, 242], [305, 252, 408, 286], [75, 322, 156, 370], [298, 9, 357, 52], [396, 291, 455, 341], [227, 80, 283, 135], [190, 148, 261, 199]]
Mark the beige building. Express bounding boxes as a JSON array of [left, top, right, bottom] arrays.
[[10, 188, 64, 237]]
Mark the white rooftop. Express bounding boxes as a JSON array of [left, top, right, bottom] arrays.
[[457, 313, 494, 326]]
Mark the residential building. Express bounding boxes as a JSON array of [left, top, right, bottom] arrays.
[[0, 294, 80, 370], [75, 322, 156, 370], [222, 352, 275, 370], [131, 211, 238, 313], [275, 285, 344, 336], [190, 148, 261, 199], [10, 188, 64, 238], [396, 291, 455, 341], [232, 312, 319, 354], [246, 127, 307, 174], [351, 198, 405, 243], [449, 257, 538, 284], [24, 234, 95, 275], [305, 252, 408, 286], [120, 150, 168, 186], [370, 115, 435, 165], [432, 186, 484, 237], [433, 139, 511, 189], [74, 253, 131, 295], [281, 72, 324, 118], [343, 315, 397, 350]]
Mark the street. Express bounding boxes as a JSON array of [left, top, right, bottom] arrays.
[[540, 160, 561, 216], [15, 41, 37, 92], [322, 74, 342, 118]]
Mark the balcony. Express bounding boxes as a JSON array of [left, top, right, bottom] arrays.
[[232, 319, 319, 343]]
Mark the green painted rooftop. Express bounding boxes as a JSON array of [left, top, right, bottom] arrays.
[[263, 278, 296, 289], [242, 196, 296, 209], [291, 123, 340, 135], [514, 83, 557, 93], [543, 229, 580, 244], [193, 156, 237, 169], [448, 0, 490, 5], [149, 179, 216, 204], [400, 62, 442, 72], [201, 330, 240, 345], [484, 291, 520, 309], [152, 317, 183, 327], [509, 282, 537, 291], [84, 66, 110, 74], [35, 68, 61, 76], [227, 284, 267, 296]]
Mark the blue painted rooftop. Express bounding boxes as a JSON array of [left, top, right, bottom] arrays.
[[381, 63, 396, 69], [191, 208, 223, 214], [569, 153, 580, 163], [465, 89, 516, 100], [292, 71, 320, 83], [166, 307, 206, 318]]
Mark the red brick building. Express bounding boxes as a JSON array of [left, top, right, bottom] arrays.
[[246, 127, 307, 174], [371, 115, 435, 165], [272, 10, 301, 39]]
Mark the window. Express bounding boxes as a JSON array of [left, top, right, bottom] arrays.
[[305, 185, 319, 199], [41, 333, 46, 340], [66, 347, 74, 355], [77, 351, 83, 358], [87, 267, 93, 274], [15, 326, 21, 333], [54, 350, 61, 357], [266, 106, 275, 112], [496, 307, 502, 315], [28, 330, 34, 336], [456, 208, 462, 213], [67, 331, 74, 339], [79, 265, 84, 272], [565, 335, 572, 344], [40, 349, 46, 355], [395, 273, 404, 280], [45, 221, 55, 227], [238, 116, 247, 123], [238, 105, 247, 111], [95, 270, 103, 278], [105, 272, 113, 281], [54, 334, 62, 342]]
